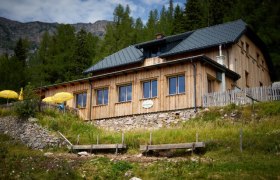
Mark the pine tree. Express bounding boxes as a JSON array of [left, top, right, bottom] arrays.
[[96, 4, 135, 61], [184, 0, 205, 31], [173, 5, 185, 34], [14, 38, 29, 67], [145, 9, 159, 40], [72, 29, 98, 78], [134, 17, 144, 43]]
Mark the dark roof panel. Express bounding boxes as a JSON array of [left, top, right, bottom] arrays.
[[84, 45, 143, 73], [84, 20, 248, 74], [161, 19, 247, 56]]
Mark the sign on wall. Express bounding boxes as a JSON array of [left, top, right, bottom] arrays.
[[142, 100, 153, 109]]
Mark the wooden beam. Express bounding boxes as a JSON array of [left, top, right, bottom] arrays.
[[57, 131, 73, 146], [139, 142, 205, 151], [71, 144, 127, 150]]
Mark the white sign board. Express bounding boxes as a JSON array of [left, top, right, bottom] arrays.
[[142, 100, 153, 109]]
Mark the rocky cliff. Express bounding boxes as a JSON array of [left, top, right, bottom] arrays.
[[0, 17, 110, 54]]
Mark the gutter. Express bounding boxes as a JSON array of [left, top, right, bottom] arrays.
[[192, 60, 197, 113], [88, 80, 93, 121], [39, 55, 240, 90]]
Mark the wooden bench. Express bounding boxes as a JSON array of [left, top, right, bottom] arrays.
[[71, 144, 127, 154], [140, 142, 205, 152], [58, 131, 126, 154]]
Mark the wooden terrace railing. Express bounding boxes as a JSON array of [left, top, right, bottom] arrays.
[[203, 86, 280, 107]]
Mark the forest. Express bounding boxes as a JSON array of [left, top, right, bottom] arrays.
[[0, 0, 279, 92]]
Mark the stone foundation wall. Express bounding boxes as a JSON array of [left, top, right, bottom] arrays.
[[0, 116, 65, 149], [93, 108, 198, 131]]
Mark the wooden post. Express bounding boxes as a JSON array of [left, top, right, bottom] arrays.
[[192, 143, 195, 155], [76, 134, 80, 145], [57, 131, 73, 146], [97, 135, 99, 145], [115, 144, 118, 155], [149, 132, 152, 145], [145, 145, 148, 157], [122, 132, 124, 145], [240, 128, 243, 153]]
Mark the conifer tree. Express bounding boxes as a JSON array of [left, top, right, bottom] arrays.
[[184, 0, 205, 31], [145, 9, 159, 40], [173, 5, 185, 34]]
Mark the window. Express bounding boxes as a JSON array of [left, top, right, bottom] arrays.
[[169, 75, 185, 95], [119, 84, 132, 102], [234, 58, 237, 71], [143, 80, 157, 99], [241, 41, 244, 53], [151, 47, 160, 57], [245, 71, 249, 88], [246, 43, 249, 55], [260, 82, 263, 87], [207, 78, 215, 93], [96, 88, 108, 105], [76, 92, 87, 108]]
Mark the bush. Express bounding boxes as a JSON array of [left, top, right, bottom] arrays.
[[14, 84, 40, 120], [257, 101, 280, 117], [0, 108, 14, 117]]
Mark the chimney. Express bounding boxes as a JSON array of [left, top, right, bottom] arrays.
[[217, 45, 225, 65], [216, 45, 226, 92], [155, 33, 165, 39]]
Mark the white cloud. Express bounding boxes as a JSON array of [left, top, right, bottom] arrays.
[[0, 0, 133, 23], [142, 0, 168, 5], [0, 0, 185, 23]]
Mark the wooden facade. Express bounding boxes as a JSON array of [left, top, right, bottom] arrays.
[[40, 33, 272, 120]]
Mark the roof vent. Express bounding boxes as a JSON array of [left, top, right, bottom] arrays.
[[155, 33, 165, 39], [216, 45, 225, 65]]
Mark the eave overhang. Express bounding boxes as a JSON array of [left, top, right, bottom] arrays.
[[38, 54, 240, 92]]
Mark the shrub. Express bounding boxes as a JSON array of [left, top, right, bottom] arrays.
[[0, 108, 14, 117], [257, 101, 280, 117], [14, 83, 40, 120]]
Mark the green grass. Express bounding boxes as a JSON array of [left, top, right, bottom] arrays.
[[1, 101, 280, 179], [36, 108, 101, 144], [33, 102, 280, 155], [0, 108, 15, 117], [0, 134, 82, 180]]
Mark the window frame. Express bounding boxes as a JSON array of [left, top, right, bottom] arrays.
[[245, 71, 249, 88], [207, 75, 215, 93], [75, 92, 87, 109], [142, 79, 158, 99], [240, 41, 244, 54], [118, 84, 132, 102], [168, 74, 185, 95], [96, 88, 109, 105], [245, 43, 250, 56]]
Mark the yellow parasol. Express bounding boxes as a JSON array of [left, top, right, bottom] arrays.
[[18, 88, 23, 101], [0, 90, 19, 105], [42, 96, 55, 104], [52, 92, 73, 103]]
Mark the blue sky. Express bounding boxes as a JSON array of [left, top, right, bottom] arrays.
[[0, 0, 186, 24]]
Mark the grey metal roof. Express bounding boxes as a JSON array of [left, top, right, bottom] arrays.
[[84, 45, 143, 73], [84, 19, 247, 74], [160, 19, 247, 57], [135, 31, 193, 49]]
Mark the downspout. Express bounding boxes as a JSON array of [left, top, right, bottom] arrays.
[[192, 61, 197, 113], [88, 80, 93, 121], [217, 45, 226, 92]]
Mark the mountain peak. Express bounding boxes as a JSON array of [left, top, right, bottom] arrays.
[[0, 17, 111, 55]]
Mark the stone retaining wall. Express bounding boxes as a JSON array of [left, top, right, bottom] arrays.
[[0, 116, 65, 149], [93, 108, 198, 131]]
